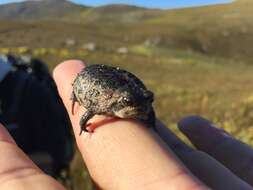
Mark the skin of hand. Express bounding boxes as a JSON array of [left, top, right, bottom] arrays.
[[0, 60, 251, 190]]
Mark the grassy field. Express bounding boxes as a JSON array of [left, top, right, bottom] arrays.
[[1, 0, 253, 189]]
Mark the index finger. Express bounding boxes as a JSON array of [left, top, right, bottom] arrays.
[[156, 122, 253, 190], [179, 116, 253, 186], [53, 60, 208, 190]]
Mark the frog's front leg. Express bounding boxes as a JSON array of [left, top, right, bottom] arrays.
[[70, 91, 78, 115], [79, 111, 94, 135]]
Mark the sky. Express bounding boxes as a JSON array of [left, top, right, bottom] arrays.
[[0, 0, 234, 9]]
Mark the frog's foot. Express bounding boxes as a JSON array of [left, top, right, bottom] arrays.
[[70, 91, 78, 115], [79, 124, 89, 135], [79, 111, 93, 135]]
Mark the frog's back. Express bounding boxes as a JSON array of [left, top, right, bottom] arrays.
[[77, 64, 147, 91], [73, 64, 150, 110]]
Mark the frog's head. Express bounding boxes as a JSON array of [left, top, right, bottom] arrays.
[[113, 89, 154, 119]]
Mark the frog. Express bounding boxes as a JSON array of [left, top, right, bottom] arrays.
[[71, 64, 155, 135]]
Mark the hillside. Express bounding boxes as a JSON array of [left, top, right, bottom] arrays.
[[0, 0, 252, 62], [0, 0, 86, 20], [66, 4, 162, 24], [141, 0, 253, 61], [0, 1, 156, 23]]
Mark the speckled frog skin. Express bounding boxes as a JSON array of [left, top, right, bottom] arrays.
[[71, 64, 155, 134]]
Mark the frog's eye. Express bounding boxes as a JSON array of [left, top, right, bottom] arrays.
[[122, 97, 132, 105]]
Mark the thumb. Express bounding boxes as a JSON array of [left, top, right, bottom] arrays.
[[0, 123, 65, 190]]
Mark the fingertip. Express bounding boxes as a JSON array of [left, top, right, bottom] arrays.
[[177, 115, 232, 152], [178, 115, 211, 134], [53, 59, 85, 83]]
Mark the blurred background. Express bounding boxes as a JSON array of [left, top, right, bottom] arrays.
[[0, 0, 253, 189]]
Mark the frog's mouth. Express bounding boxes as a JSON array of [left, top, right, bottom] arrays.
[[114, 106, 148, 120]]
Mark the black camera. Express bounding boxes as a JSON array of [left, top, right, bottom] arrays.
[[0, 54, 73, 176]]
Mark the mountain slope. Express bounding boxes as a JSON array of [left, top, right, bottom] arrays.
[[0, 1, 154, 23], [71, 4, 161, 24], [0, 0, 253, 63], [0, 0, 87, 20]]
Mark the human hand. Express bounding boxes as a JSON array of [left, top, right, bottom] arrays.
[[0, 60, 252, 190]]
